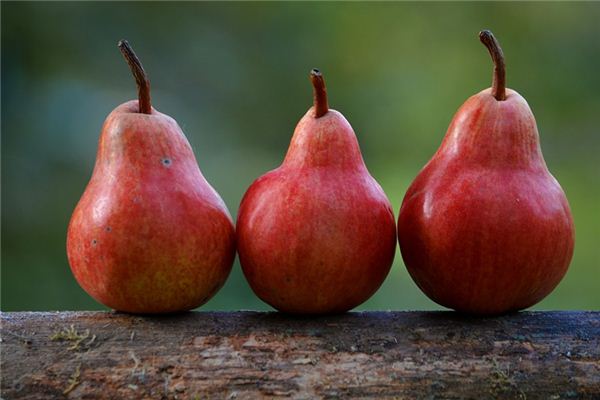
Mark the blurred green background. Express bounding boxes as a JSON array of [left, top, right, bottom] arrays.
[[2, 2, 599, 312]]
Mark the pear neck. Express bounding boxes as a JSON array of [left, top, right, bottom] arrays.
[[283, 110, 365, 171], [440, 92, 545, 170]]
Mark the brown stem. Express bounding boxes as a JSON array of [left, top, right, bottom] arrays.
[[479, 30, 506, 101], [118, 40, 152, 114], [310, 69, 329, 118]]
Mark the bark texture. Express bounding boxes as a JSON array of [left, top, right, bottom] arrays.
[[1, 311, 599, 399]]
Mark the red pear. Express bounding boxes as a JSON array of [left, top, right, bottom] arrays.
[[237, 70, 397, 314], [398, 31, 575, 315], [67, 41, 235, 313]]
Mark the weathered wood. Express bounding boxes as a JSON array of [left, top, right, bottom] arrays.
[[1, 311, 599, 399]]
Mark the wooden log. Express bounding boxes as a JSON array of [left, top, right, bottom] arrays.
[[1, 311, 599, 399]]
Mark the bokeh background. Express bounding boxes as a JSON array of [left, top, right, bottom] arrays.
[[2, 2, 599, 311]]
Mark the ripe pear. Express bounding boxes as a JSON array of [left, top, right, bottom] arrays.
[[67, 41, 235, 313], [398, 31, 575, 315], [237, 70, 396, 314]]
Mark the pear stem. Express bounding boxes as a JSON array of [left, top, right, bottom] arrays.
[[479, 30, 506, 101], [118, 40, 152, 114], [310, 69, 329, 118]]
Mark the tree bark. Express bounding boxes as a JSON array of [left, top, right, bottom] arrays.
[[1, 311, 599, 399]]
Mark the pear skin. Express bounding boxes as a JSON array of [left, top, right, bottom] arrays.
[[398, 31, 575, 315], [237, 70, 396, 314], [67, 41, 235, 313]]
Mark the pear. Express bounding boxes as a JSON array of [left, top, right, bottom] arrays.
[[67, 41, 235, 313], [237, 70, 397, 314], [398, 31, 575, 315]]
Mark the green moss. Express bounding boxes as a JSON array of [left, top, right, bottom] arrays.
[[50, 325, 95, 351], [63, 365, 81, 395]]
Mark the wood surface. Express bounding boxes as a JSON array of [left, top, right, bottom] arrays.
[[1, 311, 599, 399]]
